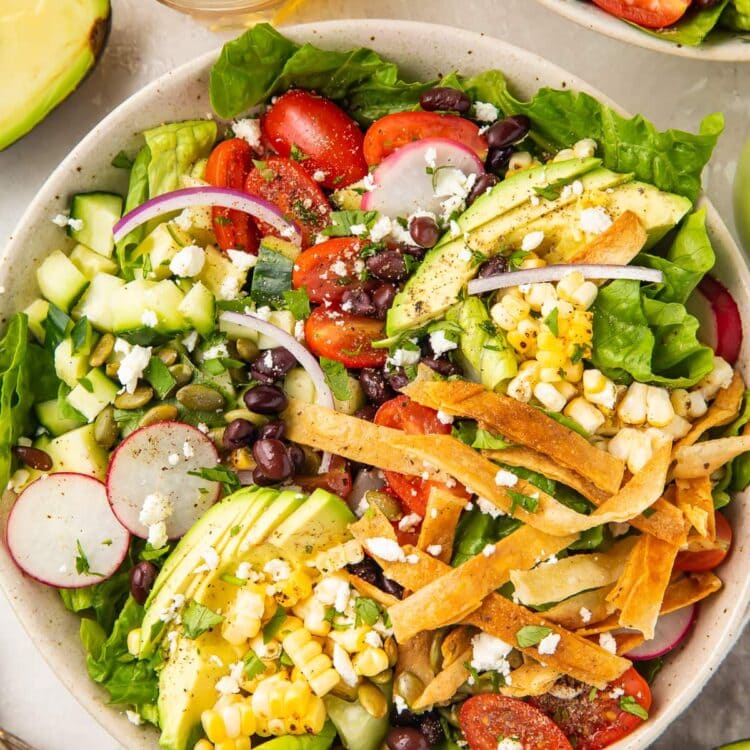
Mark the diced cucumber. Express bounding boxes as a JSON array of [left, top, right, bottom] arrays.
[[35, 399, 86, 437], [24, 299, 49, 343], [54, 338, 90, 387], [36, 250, 89, 312], [334, 376, 366, 415], [332, 180, 364, 211], [251, 246, 293, 304], [166, 223, 191, 247], [42, 423, 110, 480], [219, 315, 259, 342], [67, 368, 119, 422], [260, 236, 301, 262], [69, 244, 118, 279], [284, 368, 317, 404], [198, 244, 247, 300], [135, 223, 182, 280], [72, 273, 126, 331], [178, 281, 215, 336], [258, 310, 296, 349], [111, 279, 188, 335], [68, 192, 123, 258]]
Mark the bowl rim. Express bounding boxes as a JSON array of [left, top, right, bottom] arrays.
[[534, 0, 750, 61], [1, 17, 749, 750]]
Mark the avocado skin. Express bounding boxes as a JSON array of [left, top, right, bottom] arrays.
[[0, 0, 111, 151]]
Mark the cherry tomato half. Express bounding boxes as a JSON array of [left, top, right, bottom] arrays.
[[363, 111, 489, 166], [293, 237, 379, 304], [529, 668, 652, 750], [374, 395, 469, 517], [304, 307, 387, 369], [591, 0, 690, 28], [244, 156, 331, 248], [459, 694, 573, 750], [205, 138, 260, 253], [675, 511, 732, 572], [261, 90, 368, 190]]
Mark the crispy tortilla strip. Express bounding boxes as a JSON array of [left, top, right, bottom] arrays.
[[675, 476, 715, 540], [544, 587, 616, 630], [606, 534, 681, 639], [673, 436, 750, 479], [565, 211, 648, 266], [403, 380, 625, 494], [510, 538, 636, 607], [614, 632, 645, 655], [348, 574, 400, 608], [412, 648, 472, 710], [396, 631, 436, 688], [500, 663, 560, 698], [417, 487, 467, 563], [677, 372, 745, 449], [441, 626, 476, 668]]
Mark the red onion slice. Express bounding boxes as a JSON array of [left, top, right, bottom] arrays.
[[467, 264, 664, 296], [113, 187, 302, 246]]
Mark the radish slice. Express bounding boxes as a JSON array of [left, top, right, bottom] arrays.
[[361, 137, 484, 220], [467, 264, 664, 296], [106, 421, 221, 540], [7, 473, 130, 588], [697, 275, 743, 365], [112, 187, 302, 246], [625, 605, 698, 660]]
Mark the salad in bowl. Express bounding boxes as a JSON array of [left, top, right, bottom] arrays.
[[0, 22, 746, 750]]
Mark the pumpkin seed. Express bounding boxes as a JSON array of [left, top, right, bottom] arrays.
[[331, 680, 359, 701], [89, 333, 115, 368], [394, 671, 424, 706], [367, 491, 403, 522], [114, 385, 155, 410], [384, 637, 399, 667], [157, 347, 178, 367], [176, 384, 225, 411], [236, 337, 260, 362], [429, 629, 447, 674], [358, 682, 388, 719], [224, 408, 268, 427], [169, 363, 193, 386], [139, 404, 179, 428], [105, 361, 120, 379], [94, 406, 119, 448], [369, 668, 393, 685]]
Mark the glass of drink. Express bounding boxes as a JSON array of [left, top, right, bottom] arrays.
[[157, 0, 304, 27]]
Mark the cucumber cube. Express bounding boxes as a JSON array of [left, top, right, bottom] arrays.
[[198, 244, 248, 300], [36, 250, 89, 312], [178, 281, 216, 336], [111, 279, 188, 335], [66, 368, 119, 422], [42, 423, 110, 480], [72, 273, 126, 332], [134, 223, 181, 280], [283, 367, 317, 404], [69, 243, 118, 279], [258, 310, 296, 349], [68, 192, 123, 258], [24, 299, 50, 343], [54, 338, 90, 387], [35, 399, 86, 437]]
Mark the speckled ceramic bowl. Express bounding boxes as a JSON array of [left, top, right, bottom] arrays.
[[0, 19, 748, 750], [535, 0, 750, 61]]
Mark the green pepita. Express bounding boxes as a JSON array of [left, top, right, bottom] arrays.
[[93, 406, 119, 448], [89, 333, 115, 368], [176, 383, 225, 411], [114, 385, 155, 410], [139, 404, 179, 427]]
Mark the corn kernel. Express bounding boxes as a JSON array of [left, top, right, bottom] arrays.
[[489, 302, 517, 331], [195, 740, 214, 750], [608, 428, 653, 473], [506, 375, 532, 403], [561, 360, 584, 383], [508, 151, 533, 172], [276, 615, 304, 641], [646, 386, 675, 428], [127, 628, 141, 657], [698, 356, 734, 400], [352, 647, 390, 677], [574, 138, 597, 158], [671, 389, 691, 417], [534, 382, 567, 412], [238, 703, 255, 736], [308, 667, 341, 697], [223, 588, 265, 646], [202, 710, 228, 744], [555, 380, 578, 401], [293, 596, 331, 637], [329, 627, 370, 653], [220, 705, 242, 740], [556, 299, 575, 318], [303, 696, 327, 734], [663, 414, 691, 440], [538, 367, 562, 383], [552, 148, 575, 162], [564, 397, 605, 434], [583, 369, 617, 409], [618, 382, 648, 425], [525, 282, 557, 311], [570, 281, 598, 310], [519, 254, 546, 270], [557, 271, 586, 302], [688, 391, 708, 419]]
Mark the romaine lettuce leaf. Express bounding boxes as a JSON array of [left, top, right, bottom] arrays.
[[635, 1, 729, 46], [722, 0, 750, 30], [116, 144, 150, 271]]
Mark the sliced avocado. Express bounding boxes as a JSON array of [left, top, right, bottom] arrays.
[[241, 489, 307, 548], [268, 488, 355, 560], [259, 722, 336, 750], [0, 0, 110, 150], [323, 682, 391, 750], [446, 297, 517, 390]]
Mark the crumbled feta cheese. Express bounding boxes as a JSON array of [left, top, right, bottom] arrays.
[[572, 179, 584, 196], [173, 209, 192, 231], [476, 497, 504, 518], [169, 244, 205, 277], [427, 544, 443, 557], [115, 340, 152, 394], [470, 632, 513, 674], [580, 206, 613, 235], [436, 410, 454, 425], [294, 319, 305, 341], [429, 329, 458, 356], [331, 260, 350, 277], [364, 630, 383, 648], [264, 558, 292, 583], [313, 170, 327, 182], [473, 101, 499, 122], [482, 543, 496, 557], [365, 537, 406, 562], [226, 249, 257, 272], [194, 546, 220, 574], [219, 275, 241, 301], [232, 118, 262, 149], [387, 347, 421, 368], [347, 224, 368, 237], [209, 655, 224, 667], [52, 213, 69, 227], [495, 469, 518, 487], [125, 710, 143, 726], [197, 422, 209, 434], [458, 247, 473, 262], [599, 632, 617, 654], [139, 492, 173, 526], [159, 593, 185, 623], [333, 643, 359, 687], [215, 674, 241, 695], [497, 739, 523, 750], [398, 513, 422, 532], [537, 633, 561, 656], [579, 607, 593, 623], [521, 230, 545, 252], [148, 521, 169, 549], [315, 575, 351, 612], [235, 561, 254, 580], [609, 687, 625, 700], [530, 194, 541, 206], [369, 215, 392, 243], [168, 453, 180, 466], [393, 694, 409, 714], [182, 330, 199, 352], [450, 220, 462, 237], [68, 218, 84, 232], [424, 147, 438, 169], [140, 309, 158, 328], [202, 343, 229, 361], [254, 305, 272, 321]]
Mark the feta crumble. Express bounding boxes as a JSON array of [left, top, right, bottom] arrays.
[[168, 453, 180, 466], [426, 544, 443, 557], [232, 118, 262, 149], [347, 224, 368, 237], [429, 329, 458, 356], [114, 340, 152, 394], [424, 146, 438, 169], [194, 546, 220, 574], [537, 632, 561, 656], [125, 710, 143, 726], [369, 215, 393, 243], [227, 248, 257, 271], [580, 206, 613, 235], [140, 309, 158, 328], [473, 101, 499, 122], [398, 513, 422, 532], [313, 170, 327, 182], [470, 632, 513, 674], [497, 739, 523, 750], [436, 410, 454, 425], [387, 347, 421, 368], [495, 469, 518, 487], [147, 521, 169, 550], [521, 230, 545, 252], [139, 492, 173, 526], [476, 496, 504, 518], [182, 331, 199, 352], [579, 607, 593, 623], [264, 558, 292, 583], [169, 244, 205, 277], [183, 440, 195, 459], [365, 537, 406, 562], [482, 543, 496, 557], [599, 632, 617, 654]]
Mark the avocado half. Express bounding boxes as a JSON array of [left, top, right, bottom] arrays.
[[0, 0, 111, 151]]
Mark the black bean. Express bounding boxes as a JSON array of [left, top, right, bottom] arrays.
[[252, 438, 293, 481], [342, 288, 376, 317], [354, 405, 378, 421], [286, 443, 306, 472], [251, 466, 278, 486], [360, 368, 396, 405], [418, 712, 445, 746], [399, 244, 427, 261], [12, 445, 53, 471], [251, 347, 297, 383], [477, 255, 508, 278], [485, 115, 531, 149], [372, 284, 397, 320], [485, 146, 513, 175], [130, 561, 158, 605], [347, 557, 382, 586], [244, 384, 288, 414], [391, 709, 421, 728], [258, 419, 286, 441], [466, 172, 499, 207], [419, 87, 472, 114], [386, 727, 430, 750], [381, 576, 405, 599], [222, 419, 255, 450], [421, 356, 460, 377], [387, 369, 410, 391], [409, 215, 440, 249], [366, 250, 408, 282]]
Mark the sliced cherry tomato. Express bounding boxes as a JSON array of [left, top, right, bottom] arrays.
[[293, 237, 379, 304], [591, 0, 690, 28], [261, 90, 368, 190], [374, 395, 469, 516], [304, 307, 387, 368], [295, 455, 352, 499], [459, 694, 573, 750], [698, 275, 743, 365], [205, 138, 260, 253], [529, 668, 652, 750], [363, 111, 489, 166], [244, 156, 331, 247], [675, 511, 732, 572]]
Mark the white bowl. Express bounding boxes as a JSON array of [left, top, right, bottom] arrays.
[[0, 19, 748, 750], [535, 0, 750, 60]]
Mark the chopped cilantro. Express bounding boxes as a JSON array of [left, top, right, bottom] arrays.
[[507, 489, 540, 515], [75, 540, 103, 577], [111, 150, 134, 169], [262, 605, 287, 643], [182, 600, 225, 639], [243, 649, 265, 679], [515, 624, 553, 648], [619, 695, 649, 720], [188, 466, 240, 494], [543, 307, 559, 337], [283, 287, 311, 319], [354, 597, 382, 627], [290, 144, 309, 162], [320, 357, 352, 401]]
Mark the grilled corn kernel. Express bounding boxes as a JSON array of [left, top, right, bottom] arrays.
[[560, 359, 584, 383], [508, 151, 533, 172], [552, 148, 575, 162], [308, 667, 341, 697], [353, 647, 390, 677], [222, 588, 265, 646], [617, 382, 648, 425], [519, 254, 546, 270], [202, 710, 228, 744], [671, 389, 691, 417], [534, 382, 567, 412], [293, 596, 332, 637], [646, 386, 675, 428], [583, 369, 617, 409], [127, 628, 141, 657], [554, 380, 578, 401], [276, 569, 313, 607], [663, 414, 691, 440], [282, 628, 338, 697], [570, 281, 598, 310], [557, 271, 586, 302], [538, 366, 563, 383], [216, 739, 251, 750], [698, 356, 734, 400], [230, 447, 255, 471], [525, 282, 557, 311], [564, 397, 605, 434], [608, 428, 653, 474], [489, 302, 517, 331], [688, 391, 708, 419], [194, 740, 214, 750], [312, 539, 364, 574], [574, 138, 597, 158], [328, 627, 370, 653], [506, 375, 532, 403]]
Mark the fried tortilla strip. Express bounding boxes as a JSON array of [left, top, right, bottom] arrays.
[[606, 534, 681, 639], [564, 211, 648, 266], [675, 476, 715, 540], [348, 575, 400, 608], [543, 587, 616, 630], [396, 630, 436, 688], [614, 632, 645, 655], [500, 663, 560, 698], [403, 380, 625, 494], [673, 436, 750, 479], [412, 648, 472, 711], [416, 487, 467, 563], [510, 537, 636, 607], [677, 372, 745, 449]]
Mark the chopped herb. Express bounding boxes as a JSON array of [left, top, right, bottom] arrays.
[[634, 656, 663, 684], [290, 144, 309, 161], [243, 649, 265, 679], [359, 242, 383, 258], [262, 604, 287, 643], [182, 600, 225, 639], [279, 649, 294, 667], [202, 358, 227, 376], [43, 303, 72, 352], [144, 356, 177, 399], [396, 216, 408, 229], [619, 695, 649, 720], [354, 597, 382, 627], [589, 686, 598, 701], [463, 661, 481, 683], [230, 525, 242, 536], [331, 175, 345, 185], [220, 573, 246, 586], [507, 489, 540, 515], [111, 150, 134, 169], [214, 215, 233, 226], [533, 176, 575, 202], [480, 319, 498, 336], [571, 342, 589, 364], [335, 277, 353, 286], [253, 159, 274, 181], [471, 250, 488, 268], [188, 466, 241, 494], [283, 288, 311, 319], [323, 606, 337, 623], [70, 317, 92, 353], [320, 357, 352, 400], [322, 210, 378, 237], [78, 377, 94, 393], [75, 540, 104, 577], [403, 253, 420, 275], [507, 249, 528, 270], [292, 199, 322, 225], [516, 624, 553, 648], [543, 307, 559, 337], [642, 507, 656, 518], [101, 539, 113, 546]]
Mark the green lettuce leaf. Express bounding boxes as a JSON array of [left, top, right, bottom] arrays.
[[116, 144, 151, 271], [722, 0, 750, 30], [635, 1, 729, 46], [451, 506, 521, 566]]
